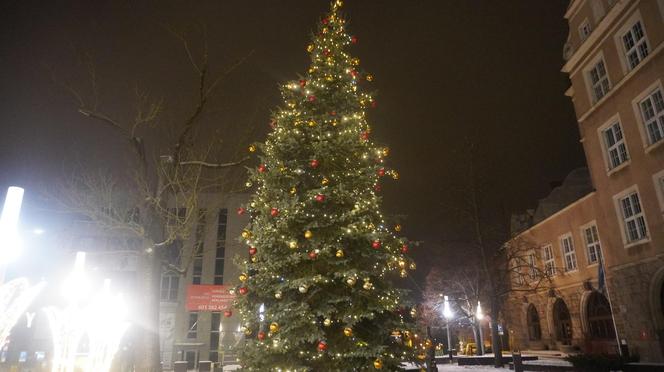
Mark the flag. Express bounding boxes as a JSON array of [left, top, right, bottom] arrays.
[[598, 254, 606, 296]]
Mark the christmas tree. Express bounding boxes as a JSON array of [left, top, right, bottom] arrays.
[[235, 1, 419, 370]]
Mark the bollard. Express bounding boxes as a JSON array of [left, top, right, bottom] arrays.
[[173, 361, 187, 372], [512, 351, 523, 372]]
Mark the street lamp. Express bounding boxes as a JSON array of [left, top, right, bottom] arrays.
[[442, 295, 453, 363], [0, 186, 25, 284], [476, 301, 484, 355]]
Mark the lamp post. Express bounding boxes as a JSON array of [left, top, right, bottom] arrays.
[[476, 301, 484, 356], [0, 186, 25, 284], [442, 295, 453, 363]]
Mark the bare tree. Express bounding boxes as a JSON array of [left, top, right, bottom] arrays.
[[428, 141, 552, 367], [49, 28, 254, 372]]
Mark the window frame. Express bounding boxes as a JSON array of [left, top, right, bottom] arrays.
[[638, 88, 664, 147], [559, 233, 578, 273], [578, 18, 592, 41], [597, 114, 629, 173], [542, 244, 555, 277], [614, 12, 650, 73], [632, 80, 664, 151], [160, 273, 180, 302], [653, 169, 664, 213], [613, 185, 650, 247], [187, 312, 198, 339], [585, 55, 611, 103], [580, 221, 602, 266]]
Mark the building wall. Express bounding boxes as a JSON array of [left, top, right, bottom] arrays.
[[506, 0, 664, 361], [159, 192, 248, 369]]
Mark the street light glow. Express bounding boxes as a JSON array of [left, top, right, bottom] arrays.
[[0, 186, 25, 263], [442, 295, 453, 319], [476, 301, 484, 320]]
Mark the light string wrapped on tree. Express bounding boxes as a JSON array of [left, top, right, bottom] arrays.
[[233, 0, 420, 370]]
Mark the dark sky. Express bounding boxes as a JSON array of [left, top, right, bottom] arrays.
[[0, 1, 585, 285]]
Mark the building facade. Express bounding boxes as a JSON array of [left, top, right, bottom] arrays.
[[504, 0, 664, 362], [159, 192, 247, 370]]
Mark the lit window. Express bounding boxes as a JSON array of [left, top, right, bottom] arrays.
[[639, 89, 664, 146], [589, 59, 610, 102], [560, 235, 577, 272], [583, 225, 602, 265], [618, 191, 648, 242], [622, 21, 649, 70], [542, 245, 555, 276], [602, 122, 629, 169]]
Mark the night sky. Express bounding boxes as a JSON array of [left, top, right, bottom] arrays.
[[0, 1, 585, 286]]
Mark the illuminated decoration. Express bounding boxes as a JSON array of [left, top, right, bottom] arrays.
[[233, 1, 417, 370], [0, 186, 24, 264], [0, 279, 44, 349]]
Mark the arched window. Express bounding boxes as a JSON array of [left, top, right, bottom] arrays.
[[527, 304, 542, 341], [587, 292, 615, 339], [554, 299, 573, 345]]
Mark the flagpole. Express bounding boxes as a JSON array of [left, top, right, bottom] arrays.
[[598, 254, 622, 356]]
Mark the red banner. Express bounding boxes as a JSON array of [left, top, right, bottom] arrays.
[[186, 285, 235, 311]]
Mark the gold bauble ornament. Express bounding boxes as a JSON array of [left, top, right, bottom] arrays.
[[251, 256, 258, 263], [307, 44, 314, 53], [409, 262, 417, 270], [239, 273, 248, 282], [366, 74, 374, 82], [343, 327, 353, 337], [382, 147, 390, 157], [326, 75, 334, 82], [392, 171, 400, 180], [410, 308, 417, 317], [248, 144, 256, 152], [417, 353, 426, 360], [298, 285, 308, 293], [308, 68, 314, 74], [394, 224, 402, 232], [275, 291, 282, 299], [425, 339, 433, 348], [304, 230, 313, 239], [243, 327, 252, 336], [346, 277, 357, 286], [398, 260, 406, 269], [269, 322, 279, 333], [400, 269, 408, 278], [352, 58, 360, 66], [245, 181, 253, 188], [308, 120, 317, 127], [241, 230, 251, 239], [290, 187, 297, 194], [334, 0, 343, 8], [335, 249, 344, 258], [322, 177, 329, 185], [373, 359, 383, 369], [363, 281, 373, 290], [289, 240, 298, 249], [323, 318, 332, 327]]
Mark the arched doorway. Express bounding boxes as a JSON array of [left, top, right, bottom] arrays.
[[587, 292, 615, 340], [553, 299, 572, 345], [527, 304, 542, 341]]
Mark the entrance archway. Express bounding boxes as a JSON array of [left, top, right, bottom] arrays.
[[527, 304, 542, 341], [587, 291, 614, 340], [553, 299, 572, 345]]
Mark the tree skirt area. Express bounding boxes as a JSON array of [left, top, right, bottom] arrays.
[[401, 363, 511, 371]]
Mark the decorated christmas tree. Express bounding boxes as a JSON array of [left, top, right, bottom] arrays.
[[234, 1, 419, 370]]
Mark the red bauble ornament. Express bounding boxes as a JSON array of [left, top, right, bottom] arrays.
[[258, 331, 266, 341], [270, 119, 277, 128], [307, 95, 316, 102], [310, 159, 320, 168], [308, 251, 318, 260], [249, 247, 257, 255], [374, 184, 382, 192], [377, 168, 386, 177], [237, 207, 246, 215], [371, 100, 377, 108], [330, 111, 336, 116], [372, 240, 381, 249], [299, 79, 307, 87], [317, 340, 328, 351], [224, 310, 233, 318], [238, 287, 248, 295], [360, 131, 369, 141], [350, 70, 358, 78], [315, 194, 326, 202], [401, 244, 409, 254], [322, 17, 329, 25], [323, 49, 331, 56], [258, 164, 266, 173], [351, 35, 358, 44], [270, 208, 279, 217]]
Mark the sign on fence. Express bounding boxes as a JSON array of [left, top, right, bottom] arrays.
[[186, 285, 235, 311]]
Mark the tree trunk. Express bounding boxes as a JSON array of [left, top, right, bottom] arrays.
[[134, 243, 163, 372], [490, 297, 503, 367], [471, 323, 480, 355]]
